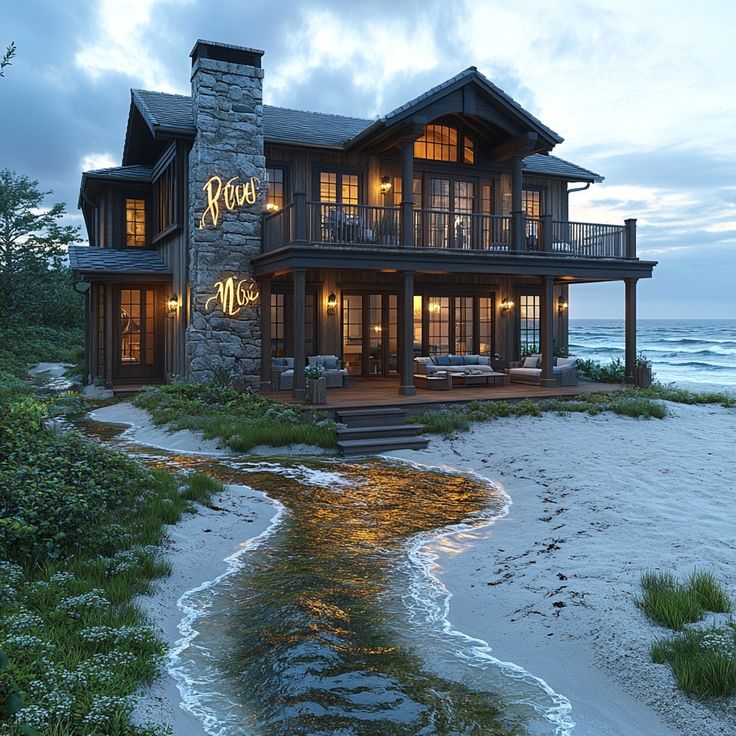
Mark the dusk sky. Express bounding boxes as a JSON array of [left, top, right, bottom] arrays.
[[2, 0, 734, 319]]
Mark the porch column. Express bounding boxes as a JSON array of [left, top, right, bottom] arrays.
[[625, 278, 637, 384], [88, 284, 98, 384], [511, 154, 525, 252], [104, 285, 113, 389], [540, 275, 555, 387], [401, 139, 414, 247], [399, 270, 416, 396], [625, 218, 637, 258], [259, 275, 272, 391], [293, 268, 307, 401]]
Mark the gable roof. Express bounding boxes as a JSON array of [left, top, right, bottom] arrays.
[[123, 74, 600, 181], [378, 66, 562, 146]]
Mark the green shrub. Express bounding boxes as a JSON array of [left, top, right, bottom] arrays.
[[133, 381, 338, 451], [575, 357, 626, 383], [639, 384, 736, 408], [688, 570, 732, 613], [0, 397, 145, 564], [640, 571, 703, 630]]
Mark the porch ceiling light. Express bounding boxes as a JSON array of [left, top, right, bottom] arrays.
[[500, 298, 514, 313], [326, 293, 337, 316], [379, 176, 392, 194]]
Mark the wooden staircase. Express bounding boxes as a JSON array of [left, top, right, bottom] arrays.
[[335, 407, 429, 456]]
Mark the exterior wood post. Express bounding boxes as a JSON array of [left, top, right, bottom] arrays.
[[540, 276, 555, 387], [294, 192, 307, 244], [399, 270, 416, 395], [625, 218, 637, 258], [511, 154, 525, 252], [259, 275, 272, 391], [292, 268, 307, 401], [542, 212, 553, 253], [88, 284, 98, 384], [625, 278, 637, 384], [104, 285, 113, 389], [401, 139, 414, 247]]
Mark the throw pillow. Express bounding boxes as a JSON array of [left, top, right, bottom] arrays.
[[448, 355, 464, 366], [323, 356, 338, 369], [284, 357, 294, 369], [522, 356, 539, 369]]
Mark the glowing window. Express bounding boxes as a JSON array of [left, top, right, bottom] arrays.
[[265, 167, 286, 212], [415, 124, 458, 162], [125, 198, 146, 247]]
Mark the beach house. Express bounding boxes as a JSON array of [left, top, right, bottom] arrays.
[[69, 39, 656, 399]]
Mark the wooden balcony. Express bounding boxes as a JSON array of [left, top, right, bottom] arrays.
[[262, 196, 637, 260]]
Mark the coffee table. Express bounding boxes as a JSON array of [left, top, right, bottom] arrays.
[[415, 371, 453, 391], [451, 371, 507, 388]]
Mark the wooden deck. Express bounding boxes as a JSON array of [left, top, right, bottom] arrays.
[[273, 378, 625, 416]]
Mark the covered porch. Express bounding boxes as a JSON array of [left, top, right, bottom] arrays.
[[271, 376, 627, 416]]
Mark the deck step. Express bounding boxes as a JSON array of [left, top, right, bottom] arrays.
[[336, 423, 423, 441], [336, 407, 407, 427], [337, 436, 429, 456]]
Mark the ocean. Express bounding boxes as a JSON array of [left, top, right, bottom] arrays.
[[569, 319, 736, 392]]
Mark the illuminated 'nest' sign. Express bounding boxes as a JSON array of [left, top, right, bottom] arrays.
[[199, 175, 260, 229], [205, 277, 260, 316]]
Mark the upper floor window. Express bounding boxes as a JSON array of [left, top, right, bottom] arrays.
[[125, 198, 146, 247], [265, 167, 286, 212], [319, 171, 359, 205], [522, 188, 542, 218], [392, 177, 422, 208], [154, 160, 175, 235], [414, 124, 475, 164]]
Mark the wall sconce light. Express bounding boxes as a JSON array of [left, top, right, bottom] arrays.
[[558, 297, 569, 313], [428, 301, 441, 314], [326, 292, 337, 316], [379, 176, 392, 195], [265, 201, 280, 212], [168, 294, 179, 315], [500, 298, 514, 314]]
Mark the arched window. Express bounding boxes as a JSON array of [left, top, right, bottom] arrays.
[[414, 124, 475, 164]]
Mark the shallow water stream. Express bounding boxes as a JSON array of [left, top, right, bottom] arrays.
[[77, 415, 573, 736]]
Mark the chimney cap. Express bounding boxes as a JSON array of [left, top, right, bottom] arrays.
[[190, 39, 264, 68]]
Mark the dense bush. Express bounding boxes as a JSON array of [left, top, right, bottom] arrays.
[[0, 398, 145, 564], [575, 357, 626, 383], [133, 381, 338, 451], [0, 325, 83, 381]]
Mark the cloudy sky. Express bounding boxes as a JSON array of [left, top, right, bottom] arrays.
[[2, 0, 734, 318]]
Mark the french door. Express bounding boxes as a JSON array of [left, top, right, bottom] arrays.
[[342, 293, 398, 377], [426, 177, 475, 248], [113, 286, 164, 381]]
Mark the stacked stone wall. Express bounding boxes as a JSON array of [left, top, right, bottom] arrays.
[[186, 55, 265, 383]]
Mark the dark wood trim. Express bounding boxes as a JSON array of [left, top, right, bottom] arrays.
[[399, 271, 415, 395], [259, 276, 272, 390], [292, 268, 307, 400], [625, 278, 637, 384], [253, 244, 657, 281], [540, 276, 555, 386]]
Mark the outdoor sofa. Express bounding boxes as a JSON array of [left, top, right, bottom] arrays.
[[414, 354, 497, 376], [507, 355, 578, 386], [271, 355, 348, 390]]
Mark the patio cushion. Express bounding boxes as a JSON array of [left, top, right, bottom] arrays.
[[463, 355, 481, 365], [435, 355, 451, 366], [284, 357, 294, 369], [448, 355, 464, 366], [522, 356, 540, 368]]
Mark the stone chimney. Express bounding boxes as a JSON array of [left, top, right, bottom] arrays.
[[186, 39, 265, 384]]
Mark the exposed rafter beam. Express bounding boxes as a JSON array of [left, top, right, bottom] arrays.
[[489, 132, 542, 161]]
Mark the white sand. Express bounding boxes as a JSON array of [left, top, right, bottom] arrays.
[[90, 399, 736, 735], [390, 401, 736, 736]]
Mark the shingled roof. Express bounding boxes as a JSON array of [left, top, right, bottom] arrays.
[[127, 83, 601, 182], [68, 246, 171, 275]]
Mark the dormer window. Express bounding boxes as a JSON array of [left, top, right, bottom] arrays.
[[414, 124, 475, 164], [125, 198, 146, 247]]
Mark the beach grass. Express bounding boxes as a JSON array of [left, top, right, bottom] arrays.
[[412, 392, 669, 436], [133, 381, 338, 452], [0, 393, 224, 733], [642, 570, 736, 699], [640, 383, 736, 408]]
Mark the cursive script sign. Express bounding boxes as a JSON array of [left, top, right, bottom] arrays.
[[205, 277, 260, 316], [198, 175, 260, 229]]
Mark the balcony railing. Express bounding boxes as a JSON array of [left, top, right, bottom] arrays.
[[262, 197, 635, 259]]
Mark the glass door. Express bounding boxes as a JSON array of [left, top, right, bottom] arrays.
[[342, 293, 398, 377], [114, 286, 163, 381], [427, 178, 475, 248]]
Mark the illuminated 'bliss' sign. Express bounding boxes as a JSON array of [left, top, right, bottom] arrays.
[[198, 175, 260, 229], [205, 277, 260, 316]]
